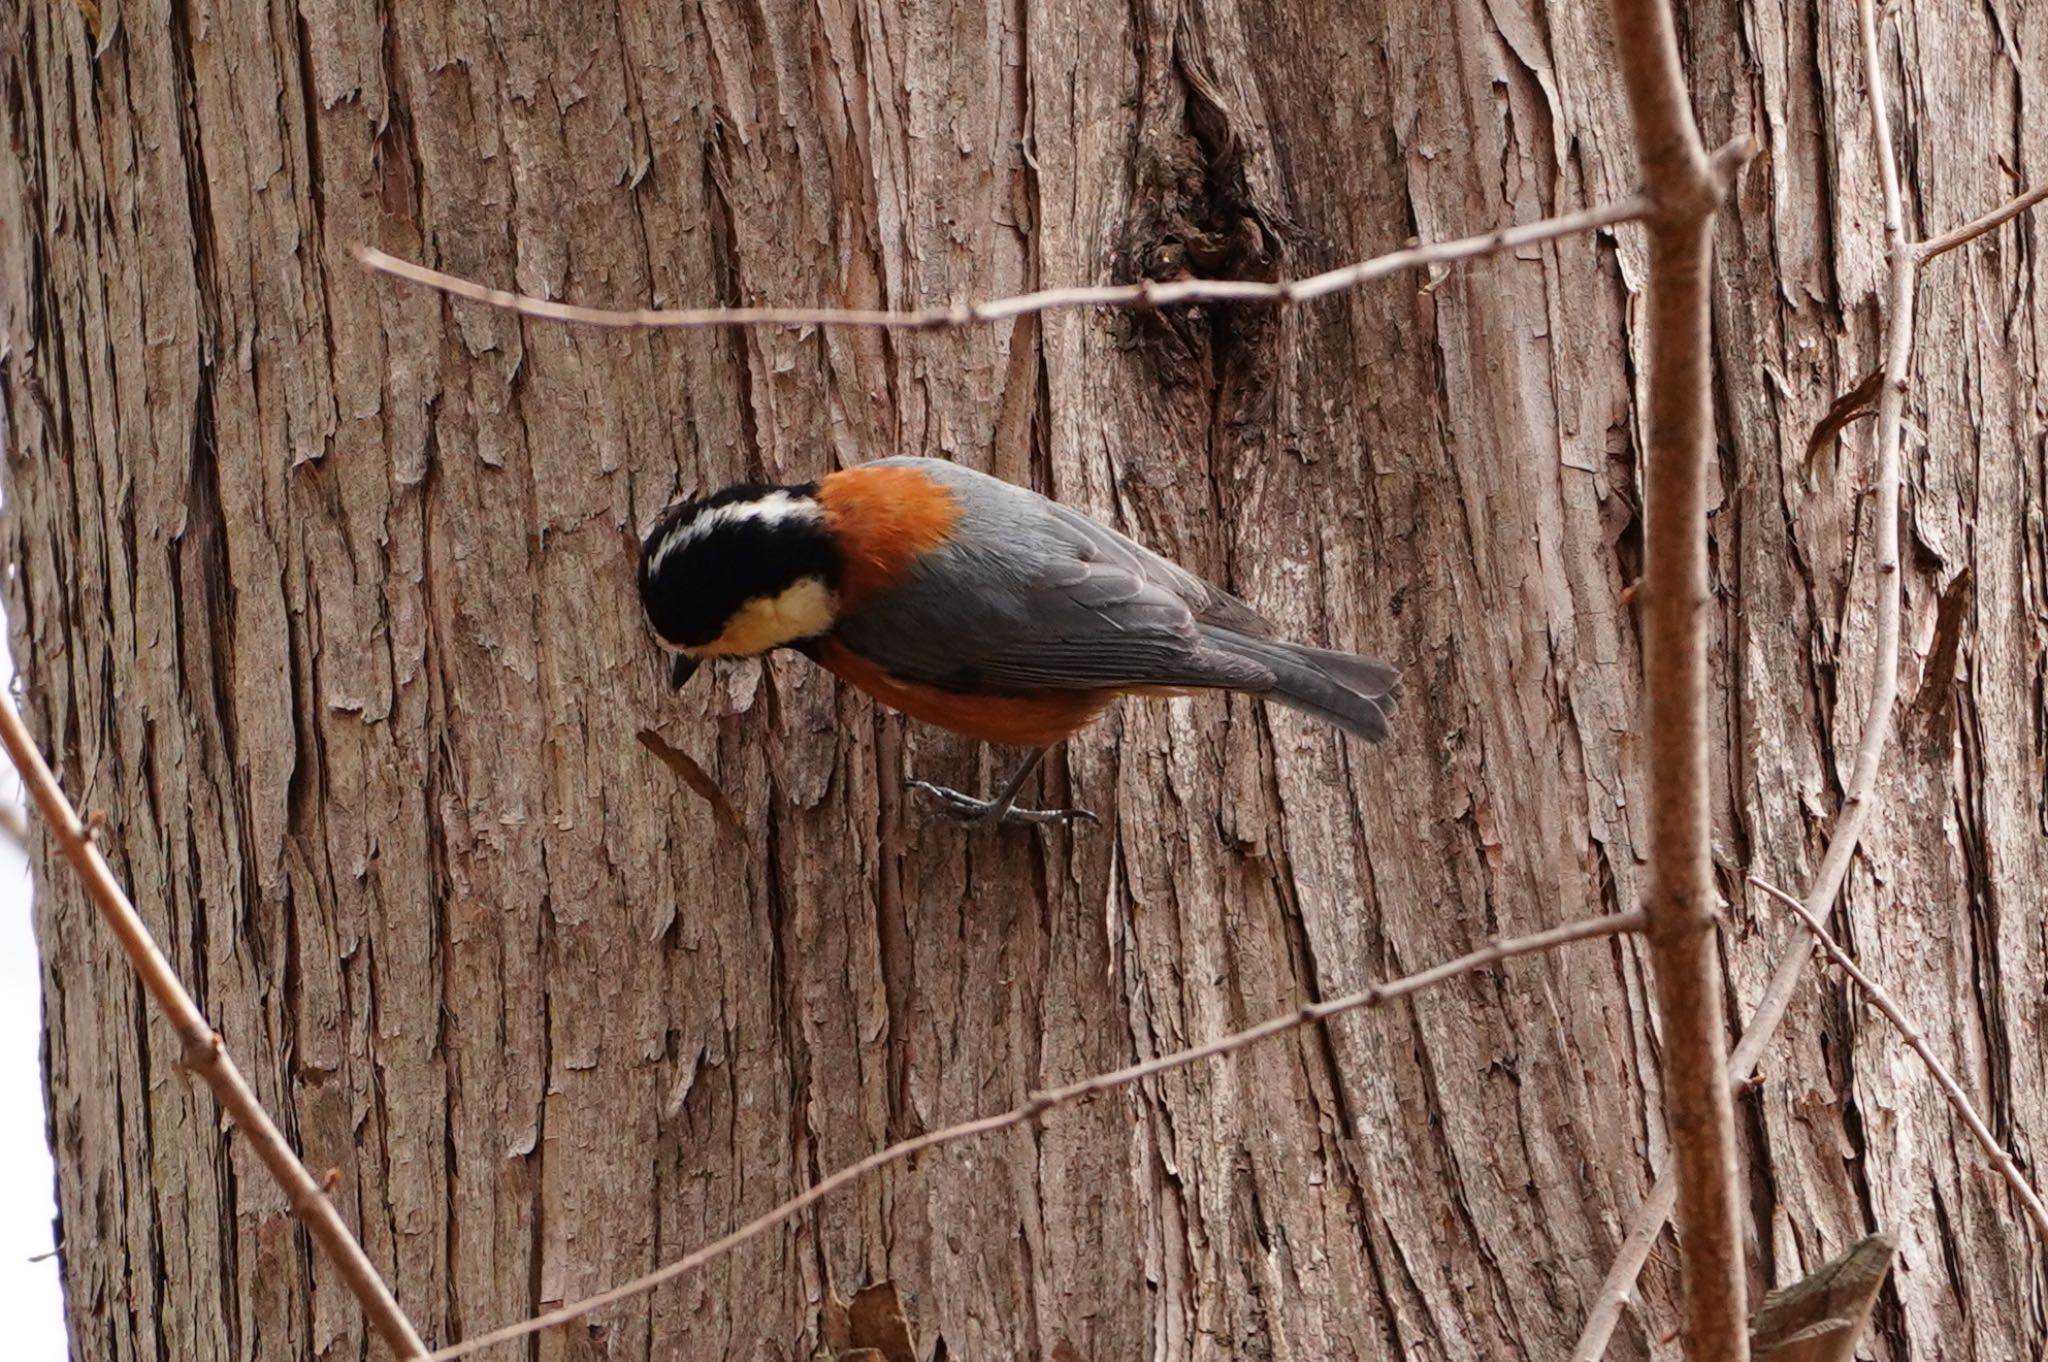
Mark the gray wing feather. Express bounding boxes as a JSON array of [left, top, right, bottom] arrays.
[[832, 458, 1273, 693], [1034, 495, 1274, 638]]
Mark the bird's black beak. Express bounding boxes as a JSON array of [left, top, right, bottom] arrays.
[[668, 654, 702, 691]]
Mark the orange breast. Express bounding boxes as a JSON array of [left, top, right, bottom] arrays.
[[816, 464, 963, 606], [815, 638, 1115, 748]]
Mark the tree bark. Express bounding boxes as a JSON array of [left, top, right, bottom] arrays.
[[1, 1, 2040, 1359]]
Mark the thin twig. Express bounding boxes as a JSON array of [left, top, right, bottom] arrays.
[[1572, 0, 1916, 1353], [1608, 0, 1754, 1355], [1915, 180, 2048, 263], [0, 692, 433, 1362], [428, 911, 1645, 1361], [353, 196, 1647, 333], [1749, 878, 2048, 1243]]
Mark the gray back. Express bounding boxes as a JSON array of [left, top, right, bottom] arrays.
[[829, 457, 1273, 694]]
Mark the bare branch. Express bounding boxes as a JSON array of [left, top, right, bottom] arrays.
[[1573, 0, 1915, 1353], [1574, 1174, 1681, 1362], [0, 693, 433, 1362], [1607, 0, 1756, 1355], [429, 911, 1645, 1361], [353, 195, 1647, 333], [1607, 15, 1712, 200], [1915, 180, 2048, 263], [1750, 878, 2048, 1243]]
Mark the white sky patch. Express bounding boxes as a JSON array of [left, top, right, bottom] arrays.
[[647, 491, 822, 576]]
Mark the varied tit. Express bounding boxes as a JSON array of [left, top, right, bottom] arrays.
[[637, 456, 1397, 825]]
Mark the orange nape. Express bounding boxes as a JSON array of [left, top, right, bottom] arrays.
[[816, 464, 963, 605], [815, 639, 1117, 748]]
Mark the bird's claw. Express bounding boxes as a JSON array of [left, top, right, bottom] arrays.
[[905, 779, 1098, 827]]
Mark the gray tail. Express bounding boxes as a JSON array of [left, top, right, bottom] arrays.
[[1199, 627, 1400, 744]]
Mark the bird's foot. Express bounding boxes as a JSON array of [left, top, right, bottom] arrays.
[[905, 779, 1098, 827]]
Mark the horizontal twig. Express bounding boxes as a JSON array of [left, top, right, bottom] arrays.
[[1914, 180, 2048, 263], [0, 693, 432, 1362], [1750, 878, 2048, 1243], [430, 910, 1646, 1360], [353, 196, 1646, 334]]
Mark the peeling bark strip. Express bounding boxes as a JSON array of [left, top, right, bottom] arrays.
[[1748, 1234, 1895, 1362], [4, 3, 2046, 1362]]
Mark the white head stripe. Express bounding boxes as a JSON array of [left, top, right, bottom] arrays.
[[648, 491, 822, 575]]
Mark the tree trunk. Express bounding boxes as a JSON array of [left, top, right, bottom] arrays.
[[2, 0, 2041, 1358]]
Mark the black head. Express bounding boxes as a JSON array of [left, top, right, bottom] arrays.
[[637, 481, 843, 672]]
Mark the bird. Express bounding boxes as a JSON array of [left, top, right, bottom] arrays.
[[637, 456, 1397, 825]]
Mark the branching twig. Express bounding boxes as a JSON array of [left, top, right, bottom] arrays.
[[0, 693, 433, 1362], [1608, 0, 1755, 1355], [1573, 0, 1915, 1353], [1750, 878, 2048, 1243], [354, 195, 1649, 332], [1915, 180, 2048, 263], [428, 911, 1645, 1360]]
